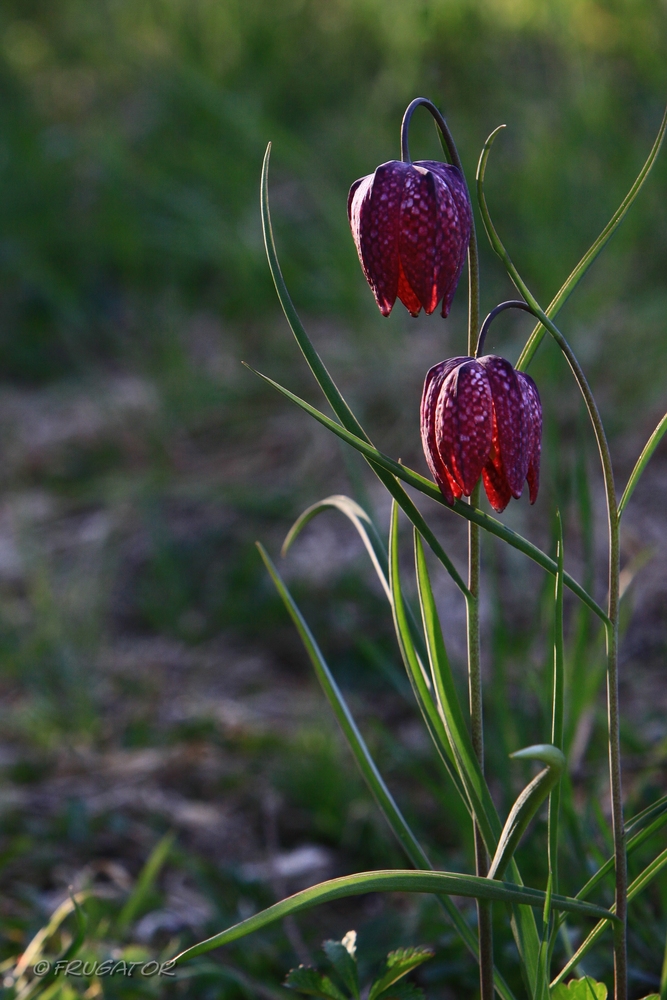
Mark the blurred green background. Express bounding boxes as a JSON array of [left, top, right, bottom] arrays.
[[0, 0, 666, 996]]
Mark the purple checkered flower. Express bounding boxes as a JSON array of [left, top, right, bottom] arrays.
[[420, 354, 542, 512], [348, 159, 471, 318]]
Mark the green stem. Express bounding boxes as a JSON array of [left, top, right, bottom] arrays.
[[546, 515, 565, 974], [468, 486, 493, 999]]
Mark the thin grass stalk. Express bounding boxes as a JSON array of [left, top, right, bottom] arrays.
[[467, 484, 493, 1000], [546, 514, 565, 972]]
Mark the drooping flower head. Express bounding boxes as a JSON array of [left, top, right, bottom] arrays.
[[348, 159, 472, 319], [420, 354, 542, 512]]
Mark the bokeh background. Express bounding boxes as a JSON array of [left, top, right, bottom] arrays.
[[0, 0, 667, 996]]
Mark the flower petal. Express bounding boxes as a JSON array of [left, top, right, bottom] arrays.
[[348, 161, 410, 317], [397, 259, 422, 317], [416, 161, 472, 318], [516, 371, 542, 504], [398, 166, 441, 314], [478, 355, 526, 498], [482, 456, 513, 512], [420, 358, 467, 504], [436, 359, 493, 495]]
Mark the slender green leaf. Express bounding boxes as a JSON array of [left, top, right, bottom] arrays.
[[34, 893, 89, 989], [536, 872, 553, 1000], [414, 529, 501, 852], [12, 891, 90, 981], [257, 543, 465, 855], [368, 947, 434, 1000], [261, 143, 361, 438], [283, 495, 428, 666], [619, 411, 667, 517], [246, 363, 608, 626], [518, 103, 667, 370], [488, 745, 565, 881], [552, 846, 667, 984], [388, 503, 467, 788], [260, 144, 468, 598], [544, 515, 565, 978], [568, 796, 667, 909], [283, 495, 389, 599], [626, 793, 667, 836], [117, 831, 175, 934], [172, 868, 615, 964]]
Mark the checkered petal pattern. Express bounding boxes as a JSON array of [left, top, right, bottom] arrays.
[[420, 354, 542, 512], [348, 159, 471, 318]]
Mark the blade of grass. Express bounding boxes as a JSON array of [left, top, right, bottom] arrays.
[[517, 103, 667, 370], [260, 144, 468, 599], [414, 530, 501, 849], [546, 514, 565, 971], [571, 803, 667, 907], [388, 502, 470, 798], [116, 832, 175, 935], [257, 543, 517, 1000], [31, 894, 88, 990], [488, 745, 565, 882], [283, 494, 429, 667], [173, 869, 616, 964], [537, 873, 554, 1000], [12, 891, 89, 981], [552, 846, 667, 984], [549, 513, 565, 889], [283, 495, 389, 598], [625, 792, 667, 835], [257, 542, 466, 843], [618, 412, 667, 517], [245, 363, 609, 626]]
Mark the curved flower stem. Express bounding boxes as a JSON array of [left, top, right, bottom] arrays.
[[477, 299, 533, 356], [477, 130, 626, 1000], [401, 98, 463, 170]]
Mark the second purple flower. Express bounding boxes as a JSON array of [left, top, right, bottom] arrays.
[[420, 354, 542, 512]]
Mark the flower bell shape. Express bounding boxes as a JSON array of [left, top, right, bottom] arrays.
[[420, 354, 542, 512], [348, 159, 472, 318]]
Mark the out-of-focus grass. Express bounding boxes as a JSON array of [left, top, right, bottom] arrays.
[[0, 1, 665, 996], [0, 0, 666, 375]]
